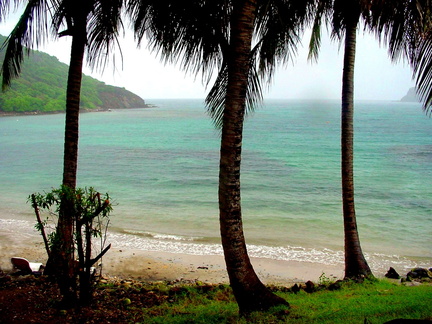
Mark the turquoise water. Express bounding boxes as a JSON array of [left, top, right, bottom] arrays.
[[1, 99, 431, 272]]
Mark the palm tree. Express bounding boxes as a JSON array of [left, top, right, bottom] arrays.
[[214, 0, 290, 313], [309, 0, 373, 280], [127, 0, 314, 313], [1, 0, 124, 305], [338, 2, 373, 279], [368, 0, 432, 112], [414, 35, 432, 115], [309, 0, 432, 280]]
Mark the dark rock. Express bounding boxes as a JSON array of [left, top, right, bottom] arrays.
[[290, 283, 301, 294], [304, 280, 315, 293], [0, 275, 11, 283], [406, 268, 432, 279], [385, 267, 401, 279], [328, 280, 343, 291]]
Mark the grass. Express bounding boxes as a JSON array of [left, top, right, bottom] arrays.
[[281, 280, 431, 323], [110, 278, 432, 323]]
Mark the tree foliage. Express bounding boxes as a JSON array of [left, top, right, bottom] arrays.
[[30, 186, 113, 305], [0, 35, 145, 113]]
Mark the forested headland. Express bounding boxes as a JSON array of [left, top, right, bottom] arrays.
[[0, 35, 146, 115]]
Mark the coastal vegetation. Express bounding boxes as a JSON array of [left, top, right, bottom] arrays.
[[31, 186, 113, 305], [1, 0, 126, 307], [0, 275, 431, 323], [0, 36, 145, 114]]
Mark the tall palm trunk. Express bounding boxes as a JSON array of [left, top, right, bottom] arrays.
[[46, 21, 87, 306], [63, 34, 85, 189], [341, 17, 372, 280], [219, 0, 288, 314]]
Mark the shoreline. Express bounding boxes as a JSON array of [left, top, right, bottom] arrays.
[[0, 225, 345, 285], [1, 217, 431, 284], [1, 217, 430, 284], [100, 249, 345, 285], [0, 105, 157, 118]]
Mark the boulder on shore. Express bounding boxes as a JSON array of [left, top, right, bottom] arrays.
[[406, 268, 432, 280], [385, 267, 401, 279]]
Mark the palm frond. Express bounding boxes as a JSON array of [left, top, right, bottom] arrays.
[[206, 62, 228, 129], [0, 0, 23, 22], [129, 0, 232, 128], [246, 53, 263, 114], [1, 0, 51, 90], [368, 0, 432, 113], [205, 54, 263, 130], [86, 0, 125, 72], [308, 17, 322, 62], [307, 0, 333, 62], [0, 0, 9, 22], [413, 33, 432, 114], [129, 0, 229, 87], [129, 0, 319, 127], [368, 0, 428, 63], [255, 0, 319, 87]]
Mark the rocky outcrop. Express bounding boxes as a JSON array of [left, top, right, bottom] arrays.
[[385, 267, 432, 283], [401, 87, 421, 102], [406, 268, 432, 280], [96, 86, 146, 109]]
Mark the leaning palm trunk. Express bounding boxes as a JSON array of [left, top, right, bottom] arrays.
[[45, 22, 87, 306], [341, 18, 373, 280], [1, 0, 123, 307], [219, 0, 289, 314]]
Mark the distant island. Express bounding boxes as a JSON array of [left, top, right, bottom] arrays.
[[400, 87, 421, 102], [0, 34, 148, 115]]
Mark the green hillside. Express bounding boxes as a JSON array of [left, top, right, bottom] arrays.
[[0, 35, 146, 114]]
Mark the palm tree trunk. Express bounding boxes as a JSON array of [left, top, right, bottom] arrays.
[[62, 41, 84, 189], [341, 18, 373, 280], [219, 0, 288, 314], [47, 22, 87, 306]]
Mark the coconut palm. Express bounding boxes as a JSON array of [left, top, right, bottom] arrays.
[[309, 0, 373, 280], [1, 0, 124, 305], [336, 0, 373, 279], [414, 34, 432, 114], [127, 0, 315, 313], [309, 0, 432, 280], [368, 0, 432, 113]]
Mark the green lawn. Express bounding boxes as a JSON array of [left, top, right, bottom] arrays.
[[108, 279, 432, 323]]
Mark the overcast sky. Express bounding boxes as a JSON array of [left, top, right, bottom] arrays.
[[0, 12, 415, 102]]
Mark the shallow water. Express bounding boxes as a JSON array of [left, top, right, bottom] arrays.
[[1, 99, 431, 272]]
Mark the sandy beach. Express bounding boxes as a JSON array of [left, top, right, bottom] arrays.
[[0, 226, 345, 285]]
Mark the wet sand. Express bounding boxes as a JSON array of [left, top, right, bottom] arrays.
[[0, 226, 344, 285]]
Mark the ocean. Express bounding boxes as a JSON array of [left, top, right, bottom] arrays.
[[1, 99, 431, 273]]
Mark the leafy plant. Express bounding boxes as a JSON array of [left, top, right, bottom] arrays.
[[30, 186, 113, 304], [318, 273, 334, 286]]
